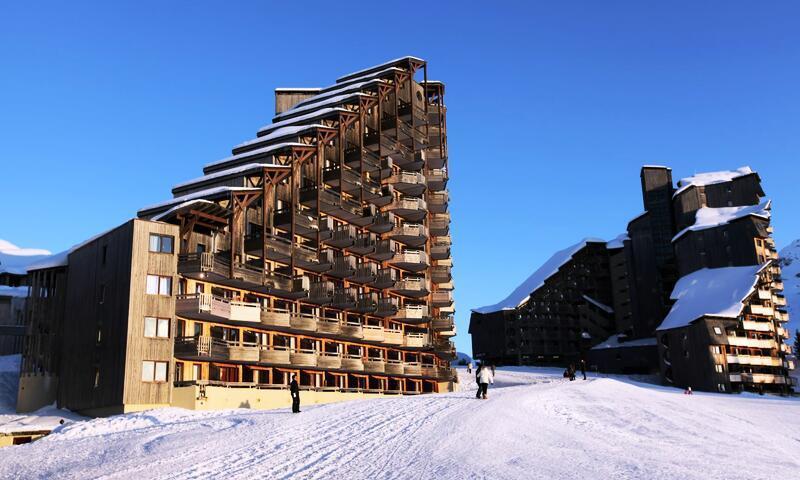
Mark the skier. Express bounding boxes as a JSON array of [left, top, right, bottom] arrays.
[[684, 386, 693, 395], [568, 364, 576, 381], [580, 359, 587, 380], [290, 374, 301, 413], [477, 363, 493, 399]]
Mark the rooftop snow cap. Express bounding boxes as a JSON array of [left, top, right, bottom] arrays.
[[673, 166, 754, 197], [656, 263, 766, 331], [472, 238, 605, 314], [0, 240, 52, 276], [672, 199, 771, 242]]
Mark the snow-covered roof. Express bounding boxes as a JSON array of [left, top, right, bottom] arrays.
[[232, 124, 328, 152], [642, 165, 672, 170], [336, 56, 424, 83], [591, 334, 658, 350], [0, 241, 52, 276], [673, 166, 754, 198], [138, 186, 260, 215], [606, 233, 629, 250], [582, 295, 614, 314], [27, 226, 118, 271], [672, 200, 771, 242], [0, 285, 29, 298], [273, 92, 367, 121], [257, 107, 348, 136], [656, 264, 766, 331], [203, 142, 302, 172], [150, 199, 230, 223], [274, 88, 322, 92], [173, 162, 289, 192], [276, 77, 387, 120], [472, 238, 605, 314]]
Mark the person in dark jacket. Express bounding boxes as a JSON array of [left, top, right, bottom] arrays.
[[290, 374, 300, 413], [475, 362, 483, 398], [568, 364, 576, 381], [580, 359, 587, 380]]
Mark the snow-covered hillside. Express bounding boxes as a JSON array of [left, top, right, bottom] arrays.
[[0, 367, 797, 479], [779, 240, 800, 335]]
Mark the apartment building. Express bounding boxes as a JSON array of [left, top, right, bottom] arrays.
[[17, 57, 458, 415]]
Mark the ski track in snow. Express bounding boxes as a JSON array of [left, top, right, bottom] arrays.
[[0, 368, 798, 480]]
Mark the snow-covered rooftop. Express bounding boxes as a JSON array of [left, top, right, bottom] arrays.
[[336, 56, 424, 83], [139, 186, 260, 215], [0, 285, 29, 298], [606, 233, 629, 250], [672, 200, 771, 242], [673, 166, 754, 197], [656, 264, 766, 331], [582, 295, 614, 314], [273, 92, 366, 121], [472, 238, 605, 314], [173, 162, 289, 192], [27, 226, 119, 272], [0, 240, 52, 276], [257, 107, 348, 136], [232, 124, 328, 152], [591, 334, 658, 350], [276, 78, 385, 120], [203, 142, 304, 172]]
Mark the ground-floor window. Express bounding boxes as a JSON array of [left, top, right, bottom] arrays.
[[142, 360, 168, 383]]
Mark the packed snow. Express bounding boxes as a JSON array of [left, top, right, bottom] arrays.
[[0, 365, 797, 479], [582, 294, 614, 314], [473, 238, 605, 314], [606, 232, 629, 249], [673, 166, 755, 197], [232, 123, 328, 151], [779, 240, 800, 335], [0, 240, 51, 276], [591, 334, 658, 350], [657, 264, 764, 331], [172, 162, 290, 191], [203, 142, 304, 171], [672, 200, 771, 242]]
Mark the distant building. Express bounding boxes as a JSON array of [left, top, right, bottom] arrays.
[[470, 166, 794, 393], [17, 57, 458, 415], [0, 241, 50, 356]]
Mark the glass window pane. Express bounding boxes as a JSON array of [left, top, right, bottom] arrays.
[[155, 362, 167, 382], [146, 275, 159, 295], [159, 277, 171, 296], [144, 317, 156, 337], [161, 236, 173, 254], [149, 235, 160, 253], [157, 318, 170, 338], [141, 361, 154, 382]]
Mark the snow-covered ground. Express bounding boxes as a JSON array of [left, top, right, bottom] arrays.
[[779, 239, 799, 336], [0, 366, 798, 479]]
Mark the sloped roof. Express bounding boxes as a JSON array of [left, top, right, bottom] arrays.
[[0, 240, 52, 276], [673, 166, 754, 197], [672, 200, 771, 242]]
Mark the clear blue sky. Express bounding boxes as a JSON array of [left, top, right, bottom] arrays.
[[2, 1, 799, 356]]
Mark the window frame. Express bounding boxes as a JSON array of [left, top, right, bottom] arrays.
[[149, 234, 175, 254], [145, 275, 172, 296], [141, 360, 169, 383]]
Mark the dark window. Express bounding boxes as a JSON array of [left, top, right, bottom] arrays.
[[99, 284, 106, 304], [101, 245, 108, 265]]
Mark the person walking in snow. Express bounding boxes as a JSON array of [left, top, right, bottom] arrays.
[[580, 359, 587, 380], [477, 363, 493, 399], [490, 364, 495, 376], [475, 362, 483, 398], [290, 374, 301, 413], [568, 364, 576, 381], [466, 362, 472, 374]]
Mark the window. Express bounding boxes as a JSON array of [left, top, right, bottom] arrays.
[[715, 364, 724, 373], [149, 234, 174, 254], [94, 367, 101, 388], [146, 275, 172, 296], [713, 327, 722, 335], [711, 346, 722, 355], [718, 383, 726, 392], [142, 360, 168, 382], [102, 245, 108, 265], [144, 317, 170, 338], [99, 284, 106, 304]]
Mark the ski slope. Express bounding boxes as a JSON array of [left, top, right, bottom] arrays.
[[0, 367, 798, 479]]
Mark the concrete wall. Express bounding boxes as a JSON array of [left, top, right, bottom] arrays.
[[16, 374, 58, 413]]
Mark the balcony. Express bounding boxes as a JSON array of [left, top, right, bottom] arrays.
[[757, 289, 771, 300], [404, 361, 422, 375], [425, 146, 447, 170], [329, 255, 357, 279], [388, 171, 427, 196], [294, 249, 334, 273], [323, 165, 362, 195], [389, 150, 426, 171], [776, 327, 789, 338], [431, 291, 453, 307], [375, 297, 399, 317], [351, 262, 378, 284], [384, 197, 427, 222], [427, 192, 449, 214], [389, 250, 429, 272], [174, 336, 229, 360], [384, 329, 403, 346], [773, 295, 787, 307], [325, 224, 357, 248], [347, 233, 376, 255], [421, 365, 439, 378], [366, 211, 395, 234], [741, 320, 773, 332], [726, 336, 776, 349], [331, 287, 357, 310], [389, 223, 428, 247], [396, 305, 429, 323], [341, 354, 364, 371], [775, 310, 789, 322], [299, 186, 362, 223], [362, 324, 385, 342], [425, 169, 448, 191], [260, 346, 291, 365], [273, 209, 332, 241], [729, 372, 789, 384], [354, 292, 378, 314], [290, 312, 318, 331], [364, 358, 386, 373], [308, 281, 335, 305], [726, 354, 783, 367], [749, 304, 774, 317], [341, 322, 364, 339], [386, 359, 404, 374], [364, 184, 394, 208], [429, 215, 450, 236], [430, 242, 451, 261], [261, 307, 291, 327], [229, 343, 260, 362], [392, 279, 430, 298], [368, 239, 397, 262], [318, 351, 342, 369], [176, 294, 261, 323], [431, 265, 452, 284], [317, 317, 342, 335], [371, 268, 397, 289], [290, 349, 319, 367]]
